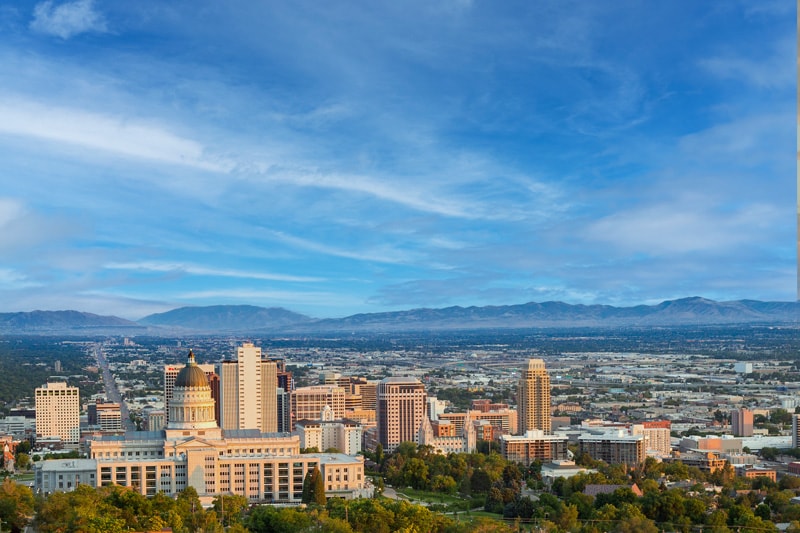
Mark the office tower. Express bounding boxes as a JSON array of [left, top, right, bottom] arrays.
[[632, 421, 672, 455], [35, 382, 80, 445], [427, 397, 447, 421], [376, 377, 427, 452], [164, 361, 218, 424], [260, 359, 278, 433], [358, 382, 378, 411], [731, 408, 754, 437], [272, 358, 293, 393], [291, 385, 347, 427], [218, 343, 278, 432], [517, 358, 551, 435], [87, 399, 123, 432], [793, 414, 800, 449], [219, 360, 239, 429], [277, 388, 291, 433]]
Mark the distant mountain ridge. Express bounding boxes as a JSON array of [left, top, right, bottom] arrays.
[[0, 310, 139, 331], [1, 298, 798, 334], [137, 305, 312, 331], [299, 297, 800, 331]]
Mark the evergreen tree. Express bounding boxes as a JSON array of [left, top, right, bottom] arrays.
[[311, 465, 326, 505], [302, 466, 326, 506]]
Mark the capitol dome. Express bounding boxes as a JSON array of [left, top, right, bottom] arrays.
[[175, 350, 209, 389], [167, 350, 217, 431]]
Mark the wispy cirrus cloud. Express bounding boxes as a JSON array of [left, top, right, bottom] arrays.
[[104, 261, 324, 283], [699, 36, 796, 90], [0, 97, 231, 171], [30, 0, 107, 39], [584, 202, 778, 256]]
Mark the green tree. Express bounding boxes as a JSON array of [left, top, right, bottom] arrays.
[[402, 458, 429, 490], [246, 505, 313, 533], [302, 465, 326, 505], [770, 408, 792, 426], [0, 478, 34, 532], [375, 443, 385, 466], [471, 469, 492, 494], [13, 453, 29, 471], [430, 474, 457, 494], [213, 493, 248, 528]]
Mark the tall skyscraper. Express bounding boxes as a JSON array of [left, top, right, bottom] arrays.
[[517, 359, 551, 435], [35, 382, 80, 445], [277, 388, 291, 433], [377, 377, 427, 452], [218, 343, 278, 432], [731, 408, 754, 437]]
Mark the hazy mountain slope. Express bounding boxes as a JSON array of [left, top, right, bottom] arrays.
[[138, 305, 313, 331], [2, 298, 798, 334], [0, 310, 139, 330]]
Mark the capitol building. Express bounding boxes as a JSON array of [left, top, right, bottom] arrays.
[[35, 351, 368, 504]]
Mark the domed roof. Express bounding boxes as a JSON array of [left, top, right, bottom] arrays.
[[175, 350, 209, 389]]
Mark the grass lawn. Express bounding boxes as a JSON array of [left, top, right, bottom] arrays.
[[395, 487, 465, 505]]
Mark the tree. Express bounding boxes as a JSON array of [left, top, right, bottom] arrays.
[[375, 443, 385, 466], [13, 453, 29, 471], [430, 474, 457, 494], [770, 408, 792, 426], [781, 476, 800, 490], [402, 458, 429, 490], [760, 447, 780, 461], [0, 479, 34, 533], [213, 493, 248, 528], [302, 466, 326, 505], [471, 469, 492, 494], [246, 505, 313, 533]]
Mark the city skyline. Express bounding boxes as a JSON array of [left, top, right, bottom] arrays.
[[0, 1, 794, 320]]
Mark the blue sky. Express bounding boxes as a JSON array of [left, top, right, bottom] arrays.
[[0, 0, 795, 319]]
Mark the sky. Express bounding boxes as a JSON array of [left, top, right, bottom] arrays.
[[0, 1, 795, 320]]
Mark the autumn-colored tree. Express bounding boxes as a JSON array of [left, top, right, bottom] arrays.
[[0, 478, 34, 533]]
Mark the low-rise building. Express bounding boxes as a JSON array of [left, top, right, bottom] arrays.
[[500, 430, 568, 466], [578, 431, 645, 466]]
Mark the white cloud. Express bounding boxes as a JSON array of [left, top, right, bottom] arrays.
[[104, 261, 324, 283], [0, 97, 231, 171], [0, 268, 38, 289], [30, 0, 107, 39], [699, 36, 795, 90], [584, 202, 778, 256], [266, 229, 421, 265]]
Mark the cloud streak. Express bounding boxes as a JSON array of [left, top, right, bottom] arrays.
[[104, 261, 324, 283], [0, 97, 231, 171]]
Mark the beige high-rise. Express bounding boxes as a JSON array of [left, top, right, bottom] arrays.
[[218, 343, 278, 432], [377, 377, 427, 452], [517, 359, 551, 435], [291, 385, 346, 428], [35, 382, 80, 444]]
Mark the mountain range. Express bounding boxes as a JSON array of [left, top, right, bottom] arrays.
[[0, 297, 798, 334]]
